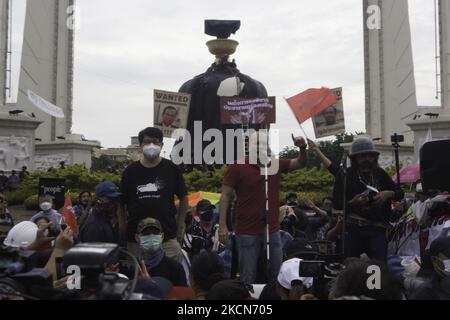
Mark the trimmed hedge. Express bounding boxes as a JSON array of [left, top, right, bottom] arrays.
[[6, 164, 120, 206], [6, 164, 335, 208]]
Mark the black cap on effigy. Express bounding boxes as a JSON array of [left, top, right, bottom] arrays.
[[205, 20, 241, 39]]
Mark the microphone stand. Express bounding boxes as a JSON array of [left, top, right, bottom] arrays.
[[392, 134, 401, 189], [340, 152, 348, 258], [262, 124, 271, 282]]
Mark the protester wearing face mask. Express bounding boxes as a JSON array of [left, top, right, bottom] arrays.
[[31, 195, 64, 227], [286, 193, 298, 209], [183, 200, 218, 258], [332, 137, 404, 262], [120, 127, 189, 263], [136, 217, 187, 287], [79, 181, 121, 244], [409, 236, 450, 300]]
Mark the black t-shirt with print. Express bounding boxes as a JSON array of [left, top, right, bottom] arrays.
[[120, 159, 187, 241]]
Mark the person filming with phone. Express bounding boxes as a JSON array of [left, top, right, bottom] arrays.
[[332, 137, 404, 262]]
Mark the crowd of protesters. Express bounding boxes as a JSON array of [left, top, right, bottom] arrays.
[[1, 127, 449, 300], [0, 166, 30, 192]]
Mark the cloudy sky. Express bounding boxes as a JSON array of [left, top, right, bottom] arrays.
[[8, 0, 440, 154]]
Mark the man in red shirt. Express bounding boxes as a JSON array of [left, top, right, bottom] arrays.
[[218, 132, 308, 284]]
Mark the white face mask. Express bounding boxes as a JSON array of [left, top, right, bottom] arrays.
[[40, 202, 52, 212], [142, 143, 161, 159]]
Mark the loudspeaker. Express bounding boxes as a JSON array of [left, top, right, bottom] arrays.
[[420, 139, 450, 193]]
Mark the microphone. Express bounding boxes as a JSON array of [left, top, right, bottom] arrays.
[[340, 152, 348, 168]]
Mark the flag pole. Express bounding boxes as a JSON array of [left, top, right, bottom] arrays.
[[284, 96, 310, 140], [298, 123, 309, 140]]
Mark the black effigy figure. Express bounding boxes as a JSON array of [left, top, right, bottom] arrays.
[[178, 20, 268, 169]]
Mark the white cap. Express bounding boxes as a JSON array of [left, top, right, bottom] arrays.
[[277, 258, 313, 290], [3, 221, 38, 248]]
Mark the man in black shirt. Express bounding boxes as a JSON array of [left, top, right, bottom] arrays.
[[79, 181, 121, 244], [136, 217, 187, 287], [333, 137, 403, 262], [120, 127, 189, 263]]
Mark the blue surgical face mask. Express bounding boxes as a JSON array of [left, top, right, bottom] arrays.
[[140, 234, 162, 253]]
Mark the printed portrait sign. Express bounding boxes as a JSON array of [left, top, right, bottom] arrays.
[[312, 87, 345, 138], [154, 89, 191, 138]]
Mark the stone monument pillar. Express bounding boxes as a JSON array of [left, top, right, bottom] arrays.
[[406, 0, 450, 159], [0, 112, 42, 172]]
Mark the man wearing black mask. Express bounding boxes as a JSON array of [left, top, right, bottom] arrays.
[[286, 193, 298, 209], [332, 137, 403, 262], [79, 181, 122, 244], [183, 200, 217, 258]]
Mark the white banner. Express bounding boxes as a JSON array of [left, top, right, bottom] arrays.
[[27, 90, 65, 118]]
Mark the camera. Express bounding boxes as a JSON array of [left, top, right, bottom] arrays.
[[0, 246, 53, 300], [299, 259, 345, 300], [62, 243, 132, 300], [391, 134, 404, 144], [299, 260, 325, 278]]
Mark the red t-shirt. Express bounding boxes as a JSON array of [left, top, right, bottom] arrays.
[[223, 159, 291, 235]]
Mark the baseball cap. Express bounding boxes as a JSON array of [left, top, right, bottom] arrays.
[[207, 280, 252, 300], [197, 199, 215, 212], [95, 181, 121, 198], [429, 236, 450, 258], [137, 217, 162, 234], [277, 258, 314, 290], [196, 200, 215, 221]]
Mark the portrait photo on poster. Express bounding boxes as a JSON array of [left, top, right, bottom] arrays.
[[312, 87, 345, 138], [153, 90, 191, 138]]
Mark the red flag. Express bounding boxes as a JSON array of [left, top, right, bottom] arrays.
[[62, 194, 79, 237], [286, 87, 338, 124]]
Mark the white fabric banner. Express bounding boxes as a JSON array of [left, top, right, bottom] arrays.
[[27, 90, 65, 118]]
